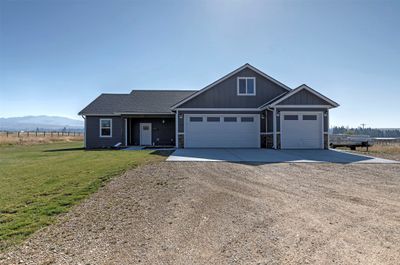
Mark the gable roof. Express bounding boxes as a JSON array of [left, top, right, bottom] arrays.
[[170, 63, 291, 109], [258, 92, 290, 109], [262, 84, 339, 109], [78, 90, 195, 115]]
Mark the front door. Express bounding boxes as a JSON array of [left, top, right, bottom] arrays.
[[140, 123, 152, 146]]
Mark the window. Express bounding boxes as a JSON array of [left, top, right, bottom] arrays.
[[303, 115, 317, 120], [207, 117, 220, 122], [100, 119, 112, 137], [190, 117, 203, 122], [284, 115, 298, 120], [237, 77, 256, 95], [224, 117, 237, 122], [241, 117, 254, 122]]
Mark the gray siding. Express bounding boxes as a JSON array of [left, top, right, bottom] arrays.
[[85, 116, 124, 149], [128, 118, 175, 146], [278, 89, 331, 105], [179, 68, 288, 108]]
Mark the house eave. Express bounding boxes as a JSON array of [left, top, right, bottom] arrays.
[[82, 112, 174, 116]]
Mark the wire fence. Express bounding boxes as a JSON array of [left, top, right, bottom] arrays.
[[0, 131, 83, 138]]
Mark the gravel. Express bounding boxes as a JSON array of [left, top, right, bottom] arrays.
[[1, 162, 399, 264]]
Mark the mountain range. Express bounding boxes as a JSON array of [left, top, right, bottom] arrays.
[[0, 116, 84, 131]]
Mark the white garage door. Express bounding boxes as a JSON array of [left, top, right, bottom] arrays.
[[184, 114, 260, 148], [281, 112, 323, 149]]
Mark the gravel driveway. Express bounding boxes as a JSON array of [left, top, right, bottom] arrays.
[[1, 162, 400, 264]]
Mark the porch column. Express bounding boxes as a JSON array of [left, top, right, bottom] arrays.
[[175, 111, 178, 148], [125, 118, 128, 146], [273, 109, 277, 149]]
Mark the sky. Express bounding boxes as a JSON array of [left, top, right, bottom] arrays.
[[0, 0, 399, 128]]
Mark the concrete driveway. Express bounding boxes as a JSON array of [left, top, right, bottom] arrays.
[[167, 148, 398, 164]]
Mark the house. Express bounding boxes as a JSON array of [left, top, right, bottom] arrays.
[[78, 64, 339, 149]]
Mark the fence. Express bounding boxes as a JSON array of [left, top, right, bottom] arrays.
[[0, 131, 83, 137]]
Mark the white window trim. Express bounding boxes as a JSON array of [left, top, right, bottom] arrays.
[[237, 77, 256, 96], [99, 118, 112, 138]]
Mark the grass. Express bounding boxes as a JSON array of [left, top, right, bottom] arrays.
[[0, 141, 167, 251], [340, 142, 400, 161]]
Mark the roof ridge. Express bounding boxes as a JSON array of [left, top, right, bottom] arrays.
[[101, 93, 130, 95], [131, 89, 197, 92]]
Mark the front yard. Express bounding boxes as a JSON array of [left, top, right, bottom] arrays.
[[1, 160, 400, 264], [0, 142, 166, 251]]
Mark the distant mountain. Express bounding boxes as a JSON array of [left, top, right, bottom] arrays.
[[0, 116, 83, 131]]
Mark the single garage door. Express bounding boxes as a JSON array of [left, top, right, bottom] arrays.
[[184, 114, 260, 148], [280, 112, 323, 149]]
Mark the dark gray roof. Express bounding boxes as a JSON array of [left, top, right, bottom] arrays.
[[79, 90, 196, 115]]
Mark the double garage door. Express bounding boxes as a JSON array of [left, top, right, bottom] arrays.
[[280, 112, 323, 149], [183, 112, 323, 149], [184, 114, 260, 148]]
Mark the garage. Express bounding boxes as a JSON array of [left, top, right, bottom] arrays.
[[184, 114, 260, 148], [280, 112, 323, 149]]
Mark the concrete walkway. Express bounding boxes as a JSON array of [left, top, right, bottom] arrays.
[[167, 148, 399, 164]]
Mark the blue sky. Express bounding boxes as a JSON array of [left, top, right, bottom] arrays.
[[0, 0, 399, 128]]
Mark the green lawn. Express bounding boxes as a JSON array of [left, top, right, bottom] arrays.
[[0, 141, 166, 251]]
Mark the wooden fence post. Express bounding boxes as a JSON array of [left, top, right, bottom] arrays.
[[18, 131, 20, 137]]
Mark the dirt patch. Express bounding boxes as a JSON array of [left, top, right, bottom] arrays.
[[1, 162, 399, 264]]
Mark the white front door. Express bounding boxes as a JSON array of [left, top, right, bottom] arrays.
[[184, 114, 260, 148], [280, 112, 323, 149], [140, 123, 152, 146]]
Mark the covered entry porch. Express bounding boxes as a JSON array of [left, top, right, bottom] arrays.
[[123, 115, 176, 147]]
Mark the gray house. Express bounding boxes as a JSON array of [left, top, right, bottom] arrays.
[[79, 64, 339, 149]]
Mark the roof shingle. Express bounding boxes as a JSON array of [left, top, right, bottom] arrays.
[[78, 90, 196, 115]]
